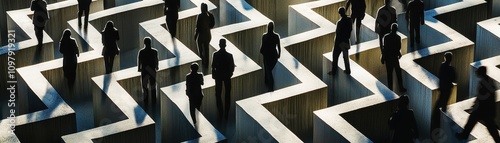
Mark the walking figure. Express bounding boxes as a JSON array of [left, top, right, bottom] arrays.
[[186, 63, 204, 124], [212, 39, 235, 120], [31, 0, 49, 49], [101, 21, 120, 74], [194, 3, 215, 68], [376, 0, 397, 52], [164, 0, 180, 37], [260, 22, 281, 91], [345, 0, 366, 44], [77, 0, 91, 29], [329, 7, 352, 75], [406, 0, 424, 48], [435, 52, 456, 112], [456, 66, 500, 142], [59, 29, 80, 87], [389, 95, 419, 143]]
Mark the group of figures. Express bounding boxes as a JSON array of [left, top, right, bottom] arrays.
[[389, 65, 499, 143], [30, 0, 499, 141], [327, 0, 499, 142], [330, 0, 425, 93], [33, 0, 281, 124]]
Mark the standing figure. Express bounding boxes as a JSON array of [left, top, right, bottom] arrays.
[[77, 0, 91, 29], [31, 0, 49, 49], [406, 0, 424, 48], [345, 0, 366, 44], [382, 24, 407, 92], [435, 52, 456, 112], [138, 37, 159, 106], [59, 29, 80, 87], [101, 21, 120, 74], [376, 0, 397, 52], [432, 52, 456, 130], [194, 3, 215, 68], [260, 22, 281, 91], [212, 39, 235, 120], [329, 7, 352, 75], [186, 63, 204, 124], [456, 66, 500, 142], [389, 95, 419, 143], [164, 0, 180, 37]]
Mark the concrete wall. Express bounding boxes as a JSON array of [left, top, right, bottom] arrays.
[[341, 99, 398, 142], [41, 57, 111, 100], [224, 25, 267, 65], [235, 103, 280, 142], [286, 33, 334, 77], [475, 17, 500, 61], [15, 111, 76, 143], [434, 3, 487, 42], [263, 88, 327, 140]]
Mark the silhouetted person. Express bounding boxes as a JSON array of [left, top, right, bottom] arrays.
[[382, 24, 407, 92], [389, 95, 419, 143], [186, 63, 204, 124], [77, 0, 91, 29], [260, 22, 281, 91], [212, 39, 235, 120], [376, 0, 397, 52], [59, 29, 79, 87], [329, 7, 352, 75], [405, 0, 424, 48], [431, 52, 456, 131], [456, 66, 500, 142], [345, 0, 366, 44], [164, 0, 180, 37], [31, 0, 49, 49], [138, 37, 159, 106], [101, 21, 120, 74], [194, 3, 215, 68], [436, 52, 456, 112]]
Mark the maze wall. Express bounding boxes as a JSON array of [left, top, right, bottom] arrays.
[[1, 0, 499, 142]]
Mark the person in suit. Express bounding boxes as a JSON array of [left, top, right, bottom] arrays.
[[101, 21, 120, 74], [186, 63, 204, 124], [164, 0, 180, 37], [77, 0, 91, 29], [345, 0, 366, 44], [382, 23, 407, 92], [432, 52, 456, 130], [456, 66, 500, 142], [376, 0, 397, 52], [436, 52, 456, 112], [31, 0, 49, 49], [406, 0, 424, 48], [138, 37, 159, 106], [212, 39, 235, 120], [194, 3, 215, 69], [389, 95, 419, 143], [329, 7, 352, 75], [260, 22, 281, 91], [59, 29, 80, 87]]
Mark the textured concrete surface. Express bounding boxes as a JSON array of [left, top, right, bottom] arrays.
[[1, 0, 500, 142]]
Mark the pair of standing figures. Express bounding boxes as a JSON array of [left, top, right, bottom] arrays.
[[58, 21, 119, 87]]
